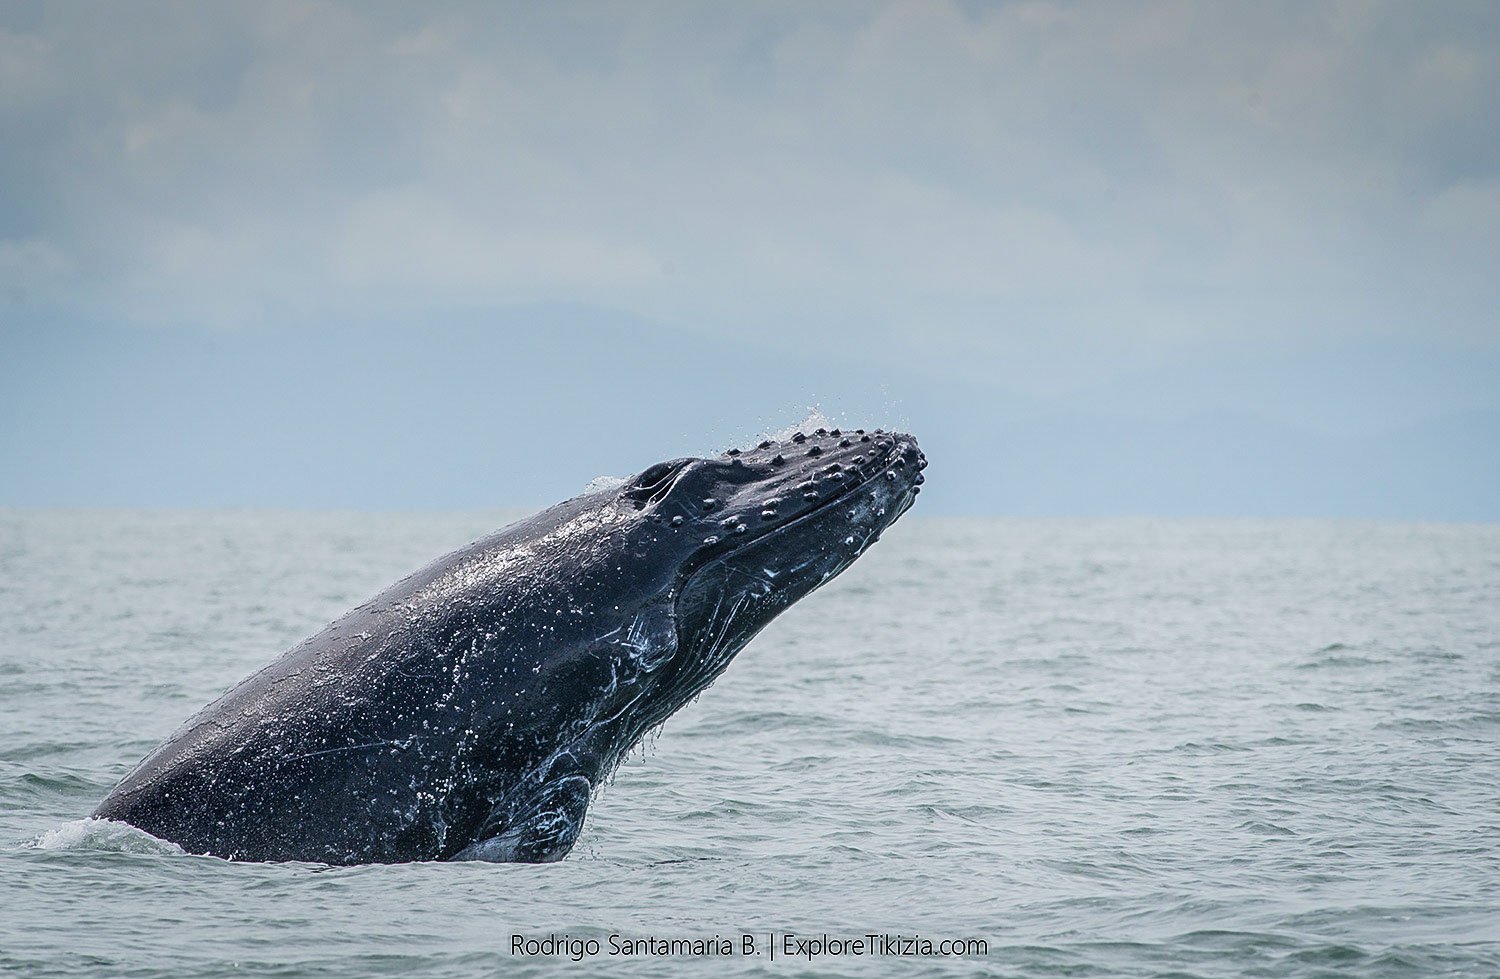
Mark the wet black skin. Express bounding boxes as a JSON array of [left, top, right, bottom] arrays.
[[93, 428, 927, 864]]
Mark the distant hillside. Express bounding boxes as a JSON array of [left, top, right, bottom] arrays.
[[4, 310, 1498, 521]]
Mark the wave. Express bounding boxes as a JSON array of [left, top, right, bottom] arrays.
[[28, 817, 183, 856]]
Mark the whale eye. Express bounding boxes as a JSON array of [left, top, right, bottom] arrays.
[[625, 459, 693, 509]]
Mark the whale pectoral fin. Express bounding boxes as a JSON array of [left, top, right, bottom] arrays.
[[450, 776, 592, 864]]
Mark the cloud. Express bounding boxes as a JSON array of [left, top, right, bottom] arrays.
[[0, 237, 69, 302], [334, 188, 665, 296], [1, 0, 1497, 382]]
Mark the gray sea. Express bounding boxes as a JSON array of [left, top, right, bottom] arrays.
[[1, 509, 1497, 977]]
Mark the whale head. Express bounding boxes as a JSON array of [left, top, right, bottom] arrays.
[[600, 427, 927, 717]]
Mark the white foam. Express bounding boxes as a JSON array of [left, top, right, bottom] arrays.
[[582, 474, 628, 494], [31, 817, 185, 856], [764, 406, 837, 443]]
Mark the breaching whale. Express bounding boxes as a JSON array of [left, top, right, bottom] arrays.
[[93, 428, 926, 864]]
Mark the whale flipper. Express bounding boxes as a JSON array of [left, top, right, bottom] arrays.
[[450, 775, 592, 864]]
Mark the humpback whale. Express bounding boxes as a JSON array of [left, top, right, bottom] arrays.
[[93, 428, 926, 864]]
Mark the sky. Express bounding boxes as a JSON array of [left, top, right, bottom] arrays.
[[2, 1, 1497, 518]]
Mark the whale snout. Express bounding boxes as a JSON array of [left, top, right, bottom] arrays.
[[704, 429, 920, 537], [615, 428, 925, 563]]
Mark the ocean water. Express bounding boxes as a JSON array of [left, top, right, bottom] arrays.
[[2, 509, 1498, 977]]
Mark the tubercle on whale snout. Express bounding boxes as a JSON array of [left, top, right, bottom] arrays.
[[626, 428, 926, 554]]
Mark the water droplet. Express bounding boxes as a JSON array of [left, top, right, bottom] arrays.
[[670, 515, 684, 526]]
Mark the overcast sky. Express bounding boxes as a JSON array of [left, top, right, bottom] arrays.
[[3, 1, 1497, 517]]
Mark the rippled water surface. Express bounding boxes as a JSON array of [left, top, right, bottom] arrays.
[[2, 510, 1498, 977]]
